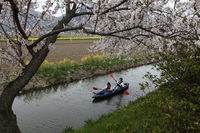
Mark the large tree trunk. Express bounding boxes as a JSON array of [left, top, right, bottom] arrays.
[[0, 104, 21, 133]]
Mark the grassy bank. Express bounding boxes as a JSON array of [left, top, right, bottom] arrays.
[[36, 54, 146, 82]]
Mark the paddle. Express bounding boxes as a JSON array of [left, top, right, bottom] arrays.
[[93, 87, 103, 90], [124, 89, 130, 95], [109, 73, 117, 82], [109, 73, 129, 95]]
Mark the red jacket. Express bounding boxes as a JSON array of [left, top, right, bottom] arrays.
[[105, 85, 111, 90]]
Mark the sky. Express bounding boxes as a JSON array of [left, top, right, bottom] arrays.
[[35, 0, 64, 17]]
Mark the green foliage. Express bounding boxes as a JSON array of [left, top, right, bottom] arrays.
[[36, 59, 79, 82], [140, 41, 200, 132], [84, 119, 93, 125], [156, 42, 200, 85], [62, 126, 74, 132]]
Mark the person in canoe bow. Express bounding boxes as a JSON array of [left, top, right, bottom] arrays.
[[93, 82, 112, 94], [104, 82, 112, 90]]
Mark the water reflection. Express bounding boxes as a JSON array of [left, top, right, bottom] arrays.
[[18, 83, 72, 103], [13, 65, 160, 133]]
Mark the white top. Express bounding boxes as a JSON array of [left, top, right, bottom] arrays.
[[117, 81, 125, 87]]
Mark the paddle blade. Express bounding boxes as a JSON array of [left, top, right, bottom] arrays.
[[109, 73, 114, 78], [93, 87, 98, 90], [124, 90, 129, 95]]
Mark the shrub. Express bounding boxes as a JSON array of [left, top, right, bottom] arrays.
[[141, 41, 200, 132]]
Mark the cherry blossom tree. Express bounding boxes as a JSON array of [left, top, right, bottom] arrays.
[[0, 0, 199, 132]]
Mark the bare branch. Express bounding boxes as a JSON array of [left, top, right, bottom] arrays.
[[102, 0, 128, 14], [0, 4, 2, 14], [24, 0, 32, 29], [74, 11, 93, 17], [8, 0, 28, 39]]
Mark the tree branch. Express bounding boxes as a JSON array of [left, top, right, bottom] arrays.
[[102, 0, 128, 14], [8, 0, 28, 39], [24, 0, 32, 29], [0, 4, 2, 14], [74, 11, 94, 17]]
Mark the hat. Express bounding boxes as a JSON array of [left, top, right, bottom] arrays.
[[107, 82, 111, 85]]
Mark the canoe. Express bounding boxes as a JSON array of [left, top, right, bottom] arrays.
[[92, 83, 129, 99]]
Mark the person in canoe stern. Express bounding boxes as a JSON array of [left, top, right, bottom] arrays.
[[117, 77, 125, 87]]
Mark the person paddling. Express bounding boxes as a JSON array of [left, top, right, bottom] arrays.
[[117, 77, 125, 87]]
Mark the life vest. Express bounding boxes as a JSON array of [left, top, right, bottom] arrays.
[[106, 85, 111, 90]]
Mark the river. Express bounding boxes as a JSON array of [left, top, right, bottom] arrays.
[[12, 65, 160, 133]]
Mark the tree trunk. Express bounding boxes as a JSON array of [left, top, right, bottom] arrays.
[[0, 105, 21, 133]]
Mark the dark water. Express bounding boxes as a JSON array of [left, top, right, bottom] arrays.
[[12, 65, 160, 133]]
